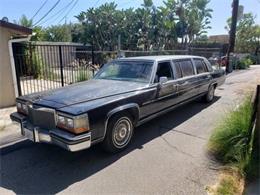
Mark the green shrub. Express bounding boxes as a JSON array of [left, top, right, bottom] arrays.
[[76, 69, 92, 82], [31, 52, 44, 78], [208, 97, 253, 174], [246, 54, 257, 65], [237, 57, 253, 69]]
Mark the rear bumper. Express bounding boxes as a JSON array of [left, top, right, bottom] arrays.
[[10, 112, 91, 152]]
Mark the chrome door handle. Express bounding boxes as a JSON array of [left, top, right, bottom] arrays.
[[180, 81, 189, 85], [173, 84, 179, 90]]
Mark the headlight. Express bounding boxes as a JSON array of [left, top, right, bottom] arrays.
[[16, 101, 29, 115], [17, 102, 22, 110], [57, 113, 89, 134], [58, 115, 65, 125]]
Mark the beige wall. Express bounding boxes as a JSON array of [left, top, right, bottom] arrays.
[[209, 35, 229, 43], [0, 27, 18, 108]]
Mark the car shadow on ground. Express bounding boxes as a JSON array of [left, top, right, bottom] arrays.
[[0, 97, 220, 194]]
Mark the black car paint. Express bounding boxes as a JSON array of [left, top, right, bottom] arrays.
[[15, 57, 225, 144]]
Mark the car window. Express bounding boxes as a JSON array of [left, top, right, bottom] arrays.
[[194, 59, 208, 74], [172, 61, 182, 79], [94, 61, 153, 83], [179, 60, 194, 77], [154, 61, 173, 83], [204, 59, 213, 72]]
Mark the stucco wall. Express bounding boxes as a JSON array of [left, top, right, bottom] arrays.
[[0, 27, 16, 108]]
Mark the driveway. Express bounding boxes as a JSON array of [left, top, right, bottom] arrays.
[[1, 66, 260, 195]]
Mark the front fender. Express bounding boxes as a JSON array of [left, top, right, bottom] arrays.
[[107, 103, 140, 119], [103, 103, 140, 138]]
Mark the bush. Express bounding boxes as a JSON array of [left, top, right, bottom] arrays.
[[76, 69, 92, 82], [208, 97, 253, 174], [31, 51, 44, 78], [237, 57, 253, 69], [247, 55, 257, 65]]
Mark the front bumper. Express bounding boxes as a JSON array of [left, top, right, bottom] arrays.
[[10, 112, 91, 152]]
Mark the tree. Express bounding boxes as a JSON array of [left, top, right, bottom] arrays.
[[226, 13, 260, 53], [14, 14, 33, 27], [43, 24, 72, 42], [176, 0, 212, 44]]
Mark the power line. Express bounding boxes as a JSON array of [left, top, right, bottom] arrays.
[[93, 0, 101, 7], [31, 0, 49, 20], [38, 0, 75, 26], [33, 0, 61, 26], [57, 0, 79, 24], [117, 0, 137, 9]]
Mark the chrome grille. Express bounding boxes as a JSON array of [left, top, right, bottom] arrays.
[[28, 107, 56, 130]]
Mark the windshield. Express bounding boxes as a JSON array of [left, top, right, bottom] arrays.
[[94, 61, 154, 83]]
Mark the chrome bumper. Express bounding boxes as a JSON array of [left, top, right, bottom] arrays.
[[10, 112, 91, 152]]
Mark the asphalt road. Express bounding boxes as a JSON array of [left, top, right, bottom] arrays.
[[1, 66, 260, 195]]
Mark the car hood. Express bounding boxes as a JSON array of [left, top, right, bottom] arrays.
[[23, 79, 148, 108]]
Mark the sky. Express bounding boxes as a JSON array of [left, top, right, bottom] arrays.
[[0, 0, 260, 36]]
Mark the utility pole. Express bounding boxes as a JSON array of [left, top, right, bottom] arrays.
[[117, 34, 121, 58], [226, 0, 239, 73]]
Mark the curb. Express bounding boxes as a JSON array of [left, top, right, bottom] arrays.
[[0, 132, 24, 148]]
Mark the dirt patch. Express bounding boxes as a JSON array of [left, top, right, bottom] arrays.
[[206, 168, 244, 195]]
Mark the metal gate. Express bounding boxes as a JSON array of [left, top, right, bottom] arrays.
[[12, 42, 96, 96]]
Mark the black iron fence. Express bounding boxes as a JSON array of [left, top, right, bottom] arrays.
[[13, 42, 96, 96], [12, 41, 223, 96]]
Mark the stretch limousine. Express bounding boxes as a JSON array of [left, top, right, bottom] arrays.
[[11, 55, 225, 152]]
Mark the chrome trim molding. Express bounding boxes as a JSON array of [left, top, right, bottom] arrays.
[[10, 113, 91, 152], [137, 92, 206, 126]]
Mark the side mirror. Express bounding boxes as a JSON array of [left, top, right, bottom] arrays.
[[159, 76, 168, 84]]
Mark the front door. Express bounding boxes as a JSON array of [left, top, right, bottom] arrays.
[[140, 61, 179, 116]]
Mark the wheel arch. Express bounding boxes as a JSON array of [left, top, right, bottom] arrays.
[[210, 82, 218, 89], [103, 103, 140, 138]]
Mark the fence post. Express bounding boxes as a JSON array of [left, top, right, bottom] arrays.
[[255, 85, 260, 148], [91, 42, 95, 76], [58, 45, 64, 86]]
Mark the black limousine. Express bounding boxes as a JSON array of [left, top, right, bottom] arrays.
[[11, 55, 225, 152]]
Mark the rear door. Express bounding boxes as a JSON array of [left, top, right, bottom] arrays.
[[174, 59, 197, 102], [192, 58, 212, 94]]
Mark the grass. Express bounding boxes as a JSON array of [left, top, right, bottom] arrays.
[[208, 96, 253, 174], [206, 169, 244, 195], [207, 96, 257, 195], [217, 176, 238, 195], [245, 123, 260, 179]]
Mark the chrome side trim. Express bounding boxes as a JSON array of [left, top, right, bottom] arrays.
[[137, 93, 206, 126]]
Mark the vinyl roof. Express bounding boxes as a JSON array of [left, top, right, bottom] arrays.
[[120, 55, 205, 61]]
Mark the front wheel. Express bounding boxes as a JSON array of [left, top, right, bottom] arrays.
[[102, 113, 134, 153], [204, 85, 215, 103]]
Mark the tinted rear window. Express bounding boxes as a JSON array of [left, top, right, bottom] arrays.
[[179, 60, 194, 77], [194, 59, 208, 74], [172, 62, 182, 79]]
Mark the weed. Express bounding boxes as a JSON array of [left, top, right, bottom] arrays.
[[208, 96, 253, 174]]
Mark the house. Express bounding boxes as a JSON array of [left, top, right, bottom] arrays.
[[0, 19, 32, 108]]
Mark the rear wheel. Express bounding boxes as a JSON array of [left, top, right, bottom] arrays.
[[102, 113, 134, 153], [204, 85, 215, 103]]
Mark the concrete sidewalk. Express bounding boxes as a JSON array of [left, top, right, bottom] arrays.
[[0, 106, 22, 147], [245, 179, 260, 195]]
